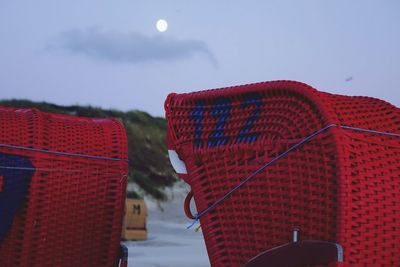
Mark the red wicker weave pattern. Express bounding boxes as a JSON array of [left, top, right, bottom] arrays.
[[0, 107, 128, 267], [165, 81, 400, 267], [324, 94, 400, 265]]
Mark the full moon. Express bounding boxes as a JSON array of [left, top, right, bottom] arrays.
[[156, 19, 168, 32]]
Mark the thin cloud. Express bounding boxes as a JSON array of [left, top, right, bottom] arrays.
[[51, 27, 217, 66]]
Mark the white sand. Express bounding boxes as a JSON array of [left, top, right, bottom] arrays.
[[123, 183, 210, 267]]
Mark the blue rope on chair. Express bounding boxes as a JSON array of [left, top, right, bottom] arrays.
[[187, 124, 400, 229]]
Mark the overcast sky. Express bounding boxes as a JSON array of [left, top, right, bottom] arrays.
[[0, 0, 399, 117]]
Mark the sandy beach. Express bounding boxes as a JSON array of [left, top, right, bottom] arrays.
[[124, 183, 210, 267]]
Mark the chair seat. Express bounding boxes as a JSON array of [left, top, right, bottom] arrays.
[[244, 240, 343, 267]]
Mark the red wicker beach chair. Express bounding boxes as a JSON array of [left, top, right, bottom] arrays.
[[165, 81, 400, 267], [0, 107, 129, 267]]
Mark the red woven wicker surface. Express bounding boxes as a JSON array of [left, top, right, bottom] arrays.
[[324, 94, 400, 266], [0, 107, 128, 267], [165, 81, 400, 267]]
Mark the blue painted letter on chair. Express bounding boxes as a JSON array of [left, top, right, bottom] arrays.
[[0, 152, 35, 242]]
